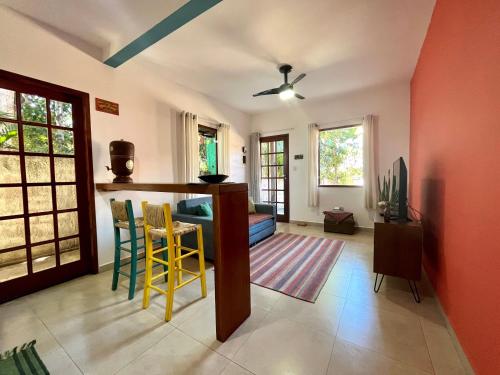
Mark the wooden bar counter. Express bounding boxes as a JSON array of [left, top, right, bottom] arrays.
[[95, 182, 251, 342]]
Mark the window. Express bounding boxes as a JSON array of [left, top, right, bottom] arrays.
[[198, 125, 217, 175], [319, 125, 363, 186]]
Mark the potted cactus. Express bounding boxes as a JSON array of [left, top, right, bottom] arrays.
[[377, 170, 391, 216]]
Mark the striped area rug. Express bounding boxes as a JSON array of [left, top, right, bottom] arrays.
[[250, 232, 345, 303]]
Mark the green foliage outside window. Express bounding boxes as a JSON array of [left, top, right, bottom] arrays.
[[0, 120, 18, 150], [0, 94, 73, 153], [199, 132, 217, 175], [23, 125, 49, 153], [319, 125, 363, 186], [50, 101, 73, 127], [21, 94, 47, 123]]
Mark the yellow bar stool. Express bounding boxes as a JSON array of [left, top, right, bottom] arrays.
[[141, 201, 207, 321]]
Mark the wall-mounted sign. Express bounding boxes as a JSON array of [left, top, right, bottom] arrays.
[[294, 154, 304, 160], [95, 98, 119, 116]]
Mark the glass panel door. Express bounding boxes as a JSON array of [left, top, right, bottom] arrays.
[[0, 70, 95, 301], [260, 134, 289, 222]]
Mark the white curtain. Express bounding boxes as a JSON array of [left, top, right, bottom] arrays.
[[181, 111, 199, 184], [249, 132, 261, 202], [363, 114, 378, 209], [217, 123, 231, 176], [308, 123, 320, 207]]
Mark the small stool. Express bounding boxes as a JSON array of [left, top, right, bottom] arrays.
[[141, 201, 207, 321], [323, 209, 355, 235], [110, 199, 166, 300]]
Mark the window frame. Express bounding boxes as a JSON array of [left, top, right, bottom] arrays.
[[198, 124, 218, 175], [318, 123, 364, 188]]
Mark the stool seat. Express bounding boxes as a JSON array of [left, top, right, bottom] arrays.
[[149, 221, 197, 238], [114, 217, 144, 229]]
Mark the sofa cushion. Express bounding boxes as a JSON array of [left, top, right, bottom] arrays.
[[197, 202, 213, 216]]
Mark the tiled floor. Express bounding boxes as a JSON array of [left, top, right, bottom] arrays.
[[0, 223, 468, 375]]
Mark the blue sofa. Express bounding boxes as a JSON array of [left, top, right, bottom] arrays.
[[171, 197, 276, 260]]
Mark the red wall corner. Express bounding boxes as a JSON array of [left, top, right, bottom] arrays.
[[410, 0, 500, 373]]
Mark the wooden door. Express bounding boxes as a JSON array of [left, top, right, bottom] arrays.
[[0, 70, 97, 303], [259, 134, 289, 222]]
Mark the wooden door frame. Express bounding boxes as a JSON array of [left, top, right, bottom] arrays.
[[259, 134, 290, 222], [0, 69, 98, 302]]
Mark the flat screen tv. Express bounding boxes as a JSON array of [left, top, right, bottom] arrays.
[[391, 157, 408, 222]]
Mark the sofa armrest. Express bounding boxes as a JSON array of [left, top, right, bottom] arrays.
[[255, 203, 277, 218]]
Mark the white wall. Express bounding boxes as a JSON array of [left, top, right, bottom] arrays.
[[0, 7, 250, 266], [250, 82, 410, 228]]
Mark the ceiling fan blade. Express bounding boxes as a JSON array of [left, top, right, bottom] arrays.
[[295, 93, 305, 100], [291, 73, 306, 85], [253, 88, 280, 97]]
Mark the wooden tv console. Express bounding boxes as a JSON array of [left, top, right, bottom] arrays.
[[373, 214, 423, 302]]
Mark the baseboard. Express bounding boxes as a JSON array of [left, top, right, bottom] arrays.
[[98, 254, 142, 273], [288, 220, 374, 233], [422, 272, 475, 374], [355, 226, 374, 233], [99, 261, 114, 273], [289, 220, 323, 227], [434, 295, 475, 374]]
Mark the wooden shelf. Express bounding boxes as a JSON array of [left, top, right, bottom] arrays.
[[95, 182, 248, 194]]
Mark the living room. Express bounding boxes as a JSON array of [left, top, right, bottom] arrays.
[[0, 1, 498, 374]]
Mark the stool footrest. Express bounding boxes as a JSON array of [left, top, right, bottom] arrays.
[[152, 247, 168, 255], [178, 267, 198, 277], [177, 245, 198, 253], [148, 275, 201, 295], [151, 270, 169, 282], [149, 284, 167, 296], [174, 275, 201, 290], [175, 249, 199, 261], [152, 256, 168, 266], [117, 253, 145, 265]]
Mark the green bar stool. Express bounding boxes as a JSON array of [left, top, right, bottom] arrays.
[[110, 199, 166, 300]]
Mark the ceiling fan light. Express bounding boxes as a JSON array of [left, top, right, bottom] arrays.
[[279, 88, 295, 100]]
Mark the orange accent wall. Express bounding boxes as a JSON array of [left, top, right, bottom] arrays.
[[410, 0, 500, 373]]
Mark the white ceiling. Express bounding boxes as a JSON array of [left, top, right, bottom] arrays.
[[1, 0, 435, 114]]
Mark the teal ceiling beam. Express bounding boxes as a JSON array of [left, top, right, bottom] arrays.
[[104, 0, 223, 68]]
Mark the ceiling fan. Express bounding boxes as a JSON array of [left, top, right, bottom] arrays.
[[253, 64, 306, 100]]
